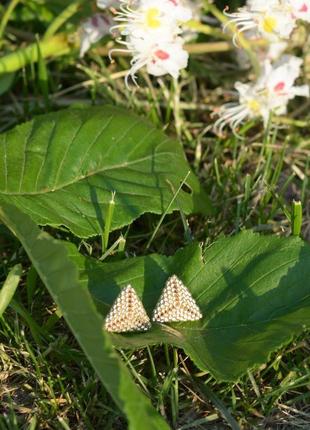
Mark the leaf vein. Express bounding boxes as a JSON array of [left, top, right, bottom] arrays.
[[1, 153, 175, 196], [35, 120, 57, 191], [18, 121, 35, 192], [53, 119, 86, 188]]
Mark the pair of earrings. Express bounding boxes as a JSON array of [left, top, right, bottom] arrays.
[[105, 275, 202, 333]]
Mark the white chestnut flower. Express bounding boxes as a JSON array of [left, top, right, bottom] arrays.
[[214, 55, 309, 135], [224, 0, 297, 44], [123, 35, 189, 84], [110, 0, 192, 83], [113, 0, 192, 38], [80, 14, 114, 57], [258, 56, 309, 117]]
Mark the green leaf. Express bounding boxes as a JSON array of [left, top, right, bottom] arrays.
[[0, 106, 211, 237], [83, 230, 310, 381], [0, 264, 22, 317], [3, 205, 309, 383], [0, 203, 170, 430]]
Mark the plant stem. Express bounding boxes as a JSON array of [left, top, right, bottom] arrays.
[[164, 344, 171, 367], [145, 171, 191, 250], [204, 1, 227, 24], [95, 41, 233, 56], [146, 346, 157, 380], [99, 235, 123, 261], [291, 201, 302, 237], [0, 33, 75, 74], [36, 36, 51, 110], [103, 191, 115, 252], [44, 1, 81, 39], [117, 235, 126, 252], [0, 0, 21, 42], [171, 347, 179, 427], [185, 19, 229, 39]]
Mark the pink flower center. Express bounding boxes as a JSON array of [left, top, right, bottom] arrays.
[[299, 3, 308, 12], [154, 50, 170, 60], [274, 81, 285, 92]]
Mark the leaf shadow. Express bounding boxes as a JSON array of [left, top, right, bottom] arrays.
[[89, 184, 105, 234], [201, 244, 310, 378], [86, 254, 169, 316], [85, 257, 121, 315], [86, 147, 167, 234], [143, 255, 168, 313]]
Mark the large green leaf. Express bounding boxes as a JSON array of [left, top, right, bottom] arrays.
[[74, 230, 310, 381], [2, 204, 310, 383], [0, 106, 211, 238], [0, 203, 170, 430]]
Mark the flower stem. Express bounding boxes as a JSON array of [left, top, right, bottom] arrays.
[[185, 19, 230, 39], [0, 33, 75, 74]]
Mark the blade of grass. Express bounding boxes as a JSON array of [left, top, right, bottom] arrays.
[[44, 1, 82, 39], [0, 0, 21, 42], [146, 171, 191, 250], [291, 201, 302, 237], [0, 264, 22, 317], [197, 381, 241, 430]]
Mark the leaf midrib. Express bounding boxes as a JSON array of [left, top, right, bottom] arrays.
[[0, 152, 178, 197]]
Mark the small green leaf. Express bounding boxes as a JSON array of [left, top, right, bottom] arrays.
[[0, 264, 22, 317], [0, 203, 170, 430], [0, 106, 212, 238]]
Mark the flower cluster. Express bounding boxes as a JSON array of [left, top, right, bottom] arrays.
[[225, 0, 310, 44], [79, 0, 193, 82], [79, 0, 309, 134], [111, 0, 193, 84], [214, 0, 310, 135], [214, 56, 309, 135]]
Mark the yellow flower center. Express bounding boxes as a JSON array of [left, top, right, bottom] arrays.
[[262, 15, 277, 33], [247, 99, 261, 113], [145, 8, 161, 29]]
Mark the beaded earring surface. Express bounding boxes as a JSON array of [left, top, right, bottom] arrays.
[[105, 285, 151, 333], [153, 275, 202, 323]]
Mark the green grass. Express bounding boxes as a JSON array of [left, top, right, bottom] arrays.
[[1, 0, 310, 428], [1, 293, 309, 429]]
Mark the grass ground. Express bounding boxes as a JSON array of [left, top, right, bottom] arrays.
[[1, 0, 310, 429]]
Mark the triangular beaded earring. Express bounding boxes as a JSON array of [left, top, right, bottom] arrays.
[[152, 275, 202, 323], [105, 285, 151, 332]]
